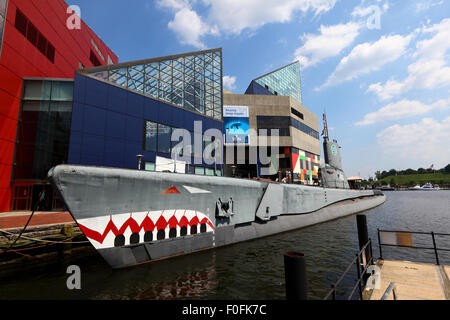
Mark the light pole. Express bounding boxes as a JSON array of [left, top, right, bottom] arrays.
[[136, 154, 144, 170]]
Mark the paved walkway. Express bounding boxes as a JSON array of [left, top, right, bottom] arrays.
[[367, 259, 450, 300], [0, 211, 74, 230]]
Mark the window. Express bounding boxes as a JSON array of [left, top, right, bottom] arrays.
[[14, 9, 55, 63], [14, 80, 74, 181], [37, 33, 47, 55], [90, 50, 101, 67], [145, 121, 157, 152], [157, 124, 171, 154], [0, 0, 7, 57], [195, 167, 205, 175], [144, 162, 155, 171], [46, 43, 55, 63], [256, 115, 319, 140], [291, 108, 304, 120], [26, 22, 38, 46], [14, 8, 27, 36], [144, 120, 218, 159], [144, 120, 178, 154], [290, 117, 319, 140], [258, 127, 290, 136], [86, 49, 223, 120], [257, 116, 291, 137], [257, 116, 291, 128]]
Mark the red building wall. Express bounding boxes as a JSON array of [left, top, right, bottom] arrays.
[[0, 0, 118, 211]]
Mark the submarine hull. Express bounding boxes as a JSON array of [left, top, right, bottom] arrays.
[[49, 165, 385, 268]]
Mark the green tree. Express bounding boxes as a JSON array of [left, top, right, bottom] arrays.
[[390, 178, 396, 186], [375, 171, 381, 180], [388, 169, 397, 177], [444, 164, 450, 174]]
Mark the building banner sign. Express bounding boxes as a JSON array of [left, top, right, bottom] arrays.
[[224, 106, 249, 144]]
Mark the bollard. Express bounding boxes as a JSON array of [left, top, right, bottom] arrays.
[[356, 214, 371, 262], [283, 251, 307, 300], [356, 215, 372, 285]]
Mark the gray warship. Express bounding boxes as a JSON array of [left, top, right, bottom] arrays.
[[49, 115, 385, 268]]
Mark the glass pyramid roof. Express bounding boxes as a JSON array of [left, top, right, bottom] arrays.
[[254, 61, 302, 105], [80, 48, 223, 120]]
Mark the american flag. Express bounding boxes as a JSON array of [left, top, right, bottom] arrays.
[[429, 164, 434, 169]]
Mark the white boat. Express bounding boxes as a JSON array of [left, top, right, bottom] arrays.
[[409, 183, 440, 191]]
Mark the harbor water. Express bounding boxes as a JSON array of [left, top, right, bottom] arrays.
[[1, 190, 449, 300]]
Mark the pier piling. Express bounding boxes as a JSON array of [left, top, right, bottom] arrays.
[[356, 215, 371, 264], [283, 251, 307, 300]]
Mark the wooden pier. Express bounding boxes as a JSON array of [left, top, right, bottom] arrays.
[[364, 259, 450, 300], [323, 217, 450, 301]]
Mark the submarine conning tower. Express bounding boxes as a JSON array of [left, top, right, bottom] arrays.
[[320, 114, 349, 189]]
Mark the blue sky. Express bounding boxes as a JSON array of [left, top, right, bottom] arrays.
[[71, 0, 450, 179]]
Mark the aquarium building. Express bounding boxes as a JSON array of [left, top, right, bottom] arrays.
[[223, 62, 321, 184]]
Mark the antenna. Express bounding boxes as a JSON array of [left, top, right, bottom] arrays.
[[322, 113, 329, 142]]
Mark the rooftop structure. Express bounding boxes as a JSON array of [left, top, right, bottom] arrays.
[[245, 61, 302, 105], [81, 48, 223, 121]]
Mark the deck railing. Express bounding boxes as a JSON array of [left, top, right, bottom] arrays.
[[323, 239, 374, 300], [381, 282, 398, 300], [377, 229, 450, 265]]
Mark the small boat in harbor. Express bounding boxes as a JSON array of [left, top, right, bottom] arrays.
[[409, 183, 440, 191]]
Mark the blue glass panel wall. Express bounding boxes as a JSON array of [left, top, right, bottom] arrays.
[[68, 74, 223, 169], [244, 80, 273, 96]]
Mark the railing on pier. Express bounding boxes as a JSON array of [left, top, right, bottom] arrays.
[[381, 282, 398, 300], [323, 239, 374, 300], [377, 229, 450, 265]]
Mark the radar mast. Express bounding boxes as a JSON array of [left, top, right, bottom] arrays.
[[322, 113, 329, 142]]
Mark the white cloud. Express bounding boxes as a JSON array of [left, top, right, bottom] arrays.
[[157, 0, 191, 10], [157, 0, 339, 48], [355, 98, 450, 126], [351, 2, 389, 18], [223, 75, 237, 91], [204, 0, 338, 35], [367, 18, 450, 100], [167, 8, 211, 48], [376, 116, 450, 168], [294, 22, 361, 69], [157, 0, 217, 48], [319, 34, 412, 89], [415, 0, 444, 13]]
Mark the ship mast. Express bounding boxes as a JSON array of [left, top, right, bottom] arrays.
[[322, 113, 329, 142]]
